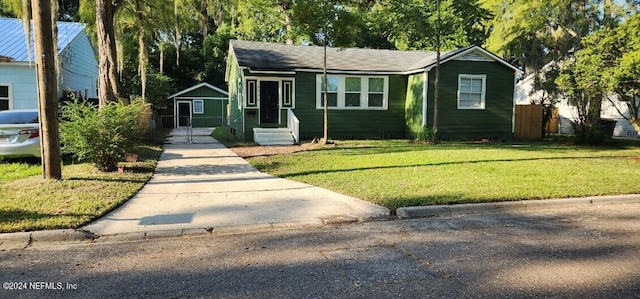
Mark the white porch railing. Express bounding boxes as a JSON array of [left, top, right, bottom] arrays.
[[287, 109, 300, 143]]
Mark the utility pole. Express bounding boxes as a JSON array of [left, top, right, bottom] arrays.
[[33, 0, 62, 179], [432, 0, 441, 144]]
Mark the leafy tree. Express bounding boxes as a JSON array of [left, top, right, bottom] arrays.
[[0, 1, 17, 17], [556, 58, 606, 144], [578, 13, 640, 133], [485, 0, 636, 137], [232, 0, 296, 43], [374, 0, 491, 51]]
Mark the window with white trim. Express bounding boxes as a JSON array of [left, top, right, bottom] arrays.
[[457, 74, 486, 109], [316, 75, 388, 109], [247, 80, 257, 107], [368, 78, 385, 107], [0, 85, 10, 111], [282, 80, 293, 108], [319, 75, 339, 108], [345, 77, 361, 107], [193, 99, 204, 114]]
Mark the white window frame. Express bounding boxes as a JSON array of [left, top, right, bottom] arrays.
[[0, 83, 12, 110], [193, 99, 204, 114], [243, 77, 296, 110], [237, 76, 243, 109], [282, 80, 293, 107], [457, 74, 486, 110], [344, 77, 362, 108], [315, 75, 388, 110], [246, 80, 257, 107]]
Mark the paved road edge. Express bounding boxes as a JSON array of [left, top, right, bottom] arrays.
[[2, 194, 640, 249], [396, 194, 640, 218]]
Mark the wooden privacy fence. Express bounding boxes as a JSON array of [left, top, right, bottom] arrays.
[[514, 104, 542, 140]]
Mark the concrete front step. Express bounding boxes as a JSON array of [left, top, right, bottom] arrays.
[[253, 128, 295, 145]]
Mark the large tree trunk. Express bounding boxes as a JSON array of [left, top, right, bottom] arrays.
[[32, 0, 62, 180], [630, 119, 640, 134], [96, 0, 119, 108], [136, 0, 147, 101], [279, 1, 294, 44], [431, 0, 441, 144]]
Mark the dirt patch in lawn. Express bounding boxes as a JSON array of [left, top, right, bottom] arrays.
[[230, 143, 322, 158], [629, 156, 640, 162]]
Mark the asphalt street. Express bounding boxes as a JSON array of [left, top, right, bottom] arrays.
[[1, 202, 639, 298]]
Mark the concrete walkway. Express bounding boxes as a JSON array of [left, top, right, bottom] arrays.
[[81, 128, 390, 236]]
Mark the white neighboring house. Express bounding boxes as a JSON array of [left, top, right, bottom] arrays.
[[0, 18, 98, 111], [515, 70, 638, 137]]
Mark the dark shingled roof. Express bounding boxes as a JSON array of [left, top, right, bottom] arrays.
[[230, 40, 473, 73]]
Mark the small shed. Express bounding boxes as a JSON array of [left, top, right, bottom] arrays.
[[167, 83, 229, 128]]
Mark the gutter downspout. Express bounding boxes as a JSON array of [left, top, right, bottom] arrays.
[[423, 67, 433, 127], [512, 71, 520, 134]]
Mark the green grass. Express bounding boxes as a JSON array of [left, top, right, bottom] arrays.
[[211, 126, 256, 148], [0, 129, 170, 233], [248, 139, 640, 210]]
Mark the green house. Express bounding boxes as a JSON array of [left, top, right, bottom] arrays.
[[167, 83, 229, 128], [224, 40, 522, 144]]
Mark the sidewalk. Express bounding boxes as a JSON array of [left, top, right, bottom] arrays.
[[80, 128, 390, 236]]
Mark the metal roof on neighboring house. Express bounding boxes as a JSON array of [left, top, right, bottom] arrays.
[[0, 18, 86, 62], [229, 40, 476, 74]]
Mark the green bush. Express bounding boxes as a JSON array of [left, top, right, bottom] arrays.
[[416, 126, 437, 143], [60, 99, 145, 172], [571, 122, 606, 145]]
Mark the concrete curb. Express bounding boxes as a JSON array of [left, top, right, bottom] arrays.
[[396, 194, 640, 219], [0, 229, 95, 250], [3, 195, 640, 248]]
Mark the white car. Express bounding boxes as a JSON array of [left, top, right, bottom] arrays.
[[0, 109, 41, 158]]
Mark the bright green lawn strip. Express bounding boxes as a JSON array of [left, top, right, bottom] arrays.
[[0, 130, 169, 233], [249, 140, 640, 209], [0, 162, 42, 182]]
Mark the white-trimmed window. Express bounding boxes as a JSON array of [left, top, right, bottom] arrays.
[[368, 78, 385, 107], [319, 75, 339, 108], [345, 77, 361, 107], [316, 75, 388, 109], [457, 74, 486, 109], [193, 99, 204, 114], [0, 84, 10, 111], [246, 80, 257, 107], [282, 80, 293, 108]]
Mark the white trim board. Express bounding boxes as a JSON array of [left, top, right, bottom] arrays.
[[167, 82, 229, 99]]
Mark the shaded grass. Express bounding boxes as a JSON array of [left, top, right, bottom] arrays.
[[249, 139, 640, 210], [211, 126, 257, 148], [0, 129, 170, 233]]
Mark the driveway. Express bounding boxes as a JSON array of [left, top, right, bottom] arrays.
[[81, 128, 389, 236]]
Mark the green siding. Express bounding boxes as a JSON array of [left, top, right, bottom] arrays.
[[227, 54, 515, 142], [243, 110, 259, 139], [292, 72, 407, 140], [426, 61, 515, 140], [191, 98, 228, 127], [405, 73, 425, 139]]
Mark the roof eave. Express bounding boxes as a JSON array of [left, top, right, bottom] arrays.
[[294, 68, 405, 75], [167, 82, 229, 99]]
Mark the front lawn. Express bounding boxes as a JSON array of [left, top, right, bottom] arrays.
[[248, 139, 640, 210], [0, 129, 170, 233]]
